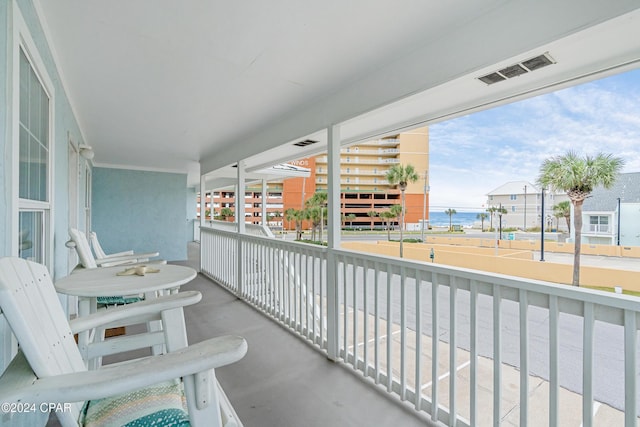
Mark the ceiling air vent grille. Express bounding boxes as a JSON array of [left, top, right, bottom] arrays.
[[293, 139, 319, 147], [478, 72, 506, 85], [478, 53, 555, 85]]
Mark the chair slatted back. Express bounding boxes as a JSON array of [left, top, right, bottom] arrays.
[[0, 258, 86, 424], [0, 258, 87, 376], [89, 232, 108, 259], [69, 228, 97, 269]]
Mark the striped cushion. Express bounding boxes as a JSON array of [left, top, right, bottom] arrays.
[[82, 379, 190, 427], [97, 295, 143, 306]]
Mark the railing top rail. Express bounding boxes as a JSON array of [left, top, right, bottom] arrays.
[[200, 226, 328, 255], [202, 221, 275, 238], [332, 247, 640, 315], [200, 226, 639, 316]]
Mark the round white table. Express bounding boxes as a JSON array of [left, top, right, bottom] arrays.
[[56, 264, 196, 302], [55, 264, 197, 365]]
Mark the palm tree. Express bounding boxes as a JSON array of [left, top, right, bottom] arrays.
[[219, 207, 234, 221], [385, 164, 419, 257], [496, 206, 507, 234], [347, 213, 357, 228], [444, 208, 457, 231], [486, 206, 497, 231], [553, 200, 571, 233], [306, 192, 328, 242], [476, 212, 488, 231], [285, 208, 304, 239], [538, 151, 624, 286], [367, 210, 378, 231], [380, 210, 395, 241]]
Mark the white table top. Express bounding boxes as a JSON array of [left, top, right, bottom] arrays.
[[55, 264, 197, 297]]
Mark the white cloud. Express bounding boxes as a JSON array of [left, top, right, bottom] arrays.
[[428, 69, 640, 211]]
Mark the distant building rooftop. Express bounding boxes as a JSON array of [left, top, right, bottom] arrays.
[[583, 172, 640, 211]]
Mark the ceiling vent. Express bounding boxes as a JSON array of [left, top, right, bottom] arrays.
[[293, 139, 319, 147], [478, 53, 555, 85]]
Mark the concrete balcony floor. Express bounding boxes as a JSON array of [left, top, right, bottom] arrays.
[[48, 243, 429, 427]]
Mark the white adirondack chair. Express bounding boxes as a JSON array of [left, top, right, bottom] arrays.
[[89, 231, 162, 267], [67, 228, 163, 269], [0, 257, 247, 427]]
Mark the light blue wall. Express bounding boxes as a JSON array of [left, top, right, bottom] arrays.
[[0, 2, 11, 258], [1, 2, 86, 424], [0, 0, 87, 277], [92, 168, 188, 261]]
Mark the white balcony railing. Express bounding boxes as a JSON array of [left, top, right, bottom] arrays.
[[202, 220, 275, 238], [200, 227, 640, 426], [585, 224, 611, 234]]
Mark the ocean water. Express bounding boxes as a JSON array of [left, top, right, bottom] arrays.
[[428, 211, 483, 227]]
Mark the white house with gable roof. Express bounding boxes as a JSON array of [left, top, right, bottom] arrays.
[[486, 180, 570, 231]]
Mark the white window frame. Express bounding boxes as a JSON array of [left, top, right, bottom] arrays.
[[12, 4, 55, 273]]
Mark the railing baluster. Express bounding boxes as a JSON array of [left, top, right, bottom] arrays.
[[470, 280, 478, 427], [493, 285, 502, 427], [278, 248, 284, 322], [450, 276, 457, 426], [519, 289, 529, 427], [415, 269, 422, 411], [386, 266, 393, 392], [304, 252, 315, 342], [319, 254, 324, 348], [583, 302, 595, 427], [270, 245, 275, 315], [353, 257, 359, 369], [343, 257, 348, 360], [624, 309, 637, 427], [374, 261, 380, 385], [293, 252, 303, 333], [288, 249, 292, 324], [431, 272, 439, 423], [363, 260, 369, 378], [549, 295, 559, 427], [400, 266, 407, 400]]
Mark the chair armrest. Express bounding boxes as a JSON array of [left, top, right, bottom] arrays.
[[104, 250, 135, 258], [94, 252, 160, 266], [0, 335, 248, 404], [69, 291, 202, 334]]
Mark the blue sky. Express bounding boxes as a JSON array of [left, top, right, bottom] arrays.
[[428, 68, 640, 212]]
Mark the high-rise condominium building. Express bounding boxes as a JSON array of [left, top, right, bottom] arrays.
[[202, 127, 429, 230]]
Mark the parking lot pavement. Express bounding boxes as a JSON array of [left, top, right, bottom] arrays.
[[533, 251, 640, 272]]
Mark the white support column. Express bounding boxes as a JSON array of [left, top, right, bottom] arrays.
[[199, 174, 206, 269], [261, 179, 268, 226], [236, 161, 246, 298], [237, 162, 246, 234], [326, 125, 341, 361], [200, 175, 206, 229]]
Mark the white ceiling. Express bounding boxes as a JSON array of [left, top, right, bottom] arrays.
[[35, 1, 640, 187]]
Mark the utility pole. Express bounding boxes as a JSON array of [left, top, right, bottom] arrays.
[[523, 184, 527, 231], [617, 197, 621, 246], [540, 187, 545, 262], [421, 170, 428, 242]]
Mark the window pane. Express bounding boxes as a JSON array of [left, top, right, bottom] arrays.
[[30, 67, 41, 141], [18, 211, 43, 263], [19, 125, 29, 199], [19, 52, 29, 121], [18, 48, 49, 202]]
